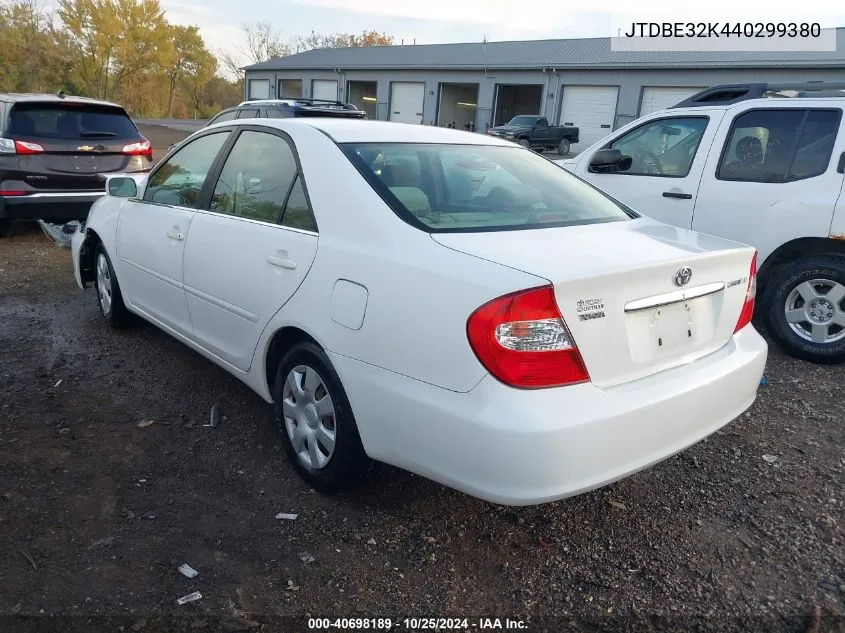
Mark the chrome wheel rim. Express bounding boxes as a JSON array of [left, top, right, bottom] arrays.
[[282, 365, 337, 470], [96, 253, 113, 314], [784, 278, 845, 344]]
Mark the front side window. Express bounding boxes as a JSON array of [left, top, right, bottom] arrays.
[[607, 116, 709, 177], [143, 131, 230, 208], [209, 130, 300, 224], [718, 109, 841, 183], [342, 143, 635, 233]]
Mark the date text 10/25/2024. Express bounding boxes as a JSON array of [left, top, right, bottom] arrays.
[[307, 618, 529, 630]]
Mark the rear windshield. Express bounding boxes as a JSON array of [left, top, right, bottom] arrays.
[[7, 102, 139, 140], [341, 143, 636, 233]]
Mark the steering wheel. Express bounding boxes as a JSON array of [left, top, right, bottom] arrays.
[[638, 151, 663, 175]]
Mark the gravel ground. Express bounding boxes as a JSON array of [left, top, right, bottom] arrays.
[[0, 126, 843, 633]]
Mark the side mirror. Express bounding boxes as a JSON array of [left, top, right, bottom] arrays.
[[588, 148, 633, 173], [107, 176, 138, 198]]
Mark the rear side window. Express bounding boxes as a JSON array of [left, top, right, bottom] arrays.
[[209, 110, 238, 124], [8, 102, 140, 140], [209, 130, 314, 229], [717, 108, 842, 183], [342, 143, 635, 233]]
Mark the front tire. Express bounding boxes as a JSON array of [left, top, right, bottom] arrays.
[[94, 243, 131, 328], [518, 139, 530, 148], [557, 139, 571, 156], [273, 341, 373, 494], [761, 255, 845, 364]]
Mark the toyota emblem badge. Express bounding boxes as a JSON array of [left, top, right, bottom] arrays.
[[673, 267, 693, 287]]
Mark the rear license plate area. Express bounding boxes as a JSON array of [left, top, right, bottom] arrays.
[[626, 298, 717, 363]]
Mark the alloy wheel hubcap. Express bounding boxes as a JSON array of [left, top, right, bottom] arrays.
[[96, 253, 112, 314], [282, 365, 337, 469], [784, 278, 845, 344]]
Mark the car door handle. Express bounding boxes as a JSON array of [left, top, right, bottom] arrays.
[[267, 255, 297, 270], [662, 191, 692, 199], [166, 230, 184, 240]]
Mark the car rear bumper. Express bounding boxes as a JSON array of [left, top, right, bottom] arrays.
[[0, 191, 105, 222], [329, 326, 768, 506]]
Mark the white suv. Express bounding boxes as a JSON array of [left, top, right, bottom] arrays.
[[558, 82, 845, 364]]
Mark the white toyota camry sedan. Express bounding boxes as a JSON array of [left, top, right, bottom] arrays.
[[70, 118, 768, 506]]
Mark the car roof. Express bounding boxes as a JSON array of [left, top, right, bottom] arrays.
[[211, 118, 517, 146], [667, 96, 845, 115], [0, 92, 123, 108]]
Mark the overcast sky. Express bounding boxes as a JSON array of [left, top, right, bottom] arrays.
[[47, 0, 845, 74]]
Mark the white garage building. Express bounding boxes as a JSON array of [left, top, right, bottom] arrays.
[[242, 30, 845, 148]]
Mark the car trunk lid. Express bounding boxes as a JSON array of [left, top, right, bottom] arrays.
[[433, 219, 756, 388]]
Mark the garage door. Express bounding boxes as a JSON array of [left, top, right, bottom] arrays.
[[639, 87, 707, 117], [390, 82, 425, 125], [559, 86, 619, 151], [312, 79, 338, 101], [247, 79, 270, 100]]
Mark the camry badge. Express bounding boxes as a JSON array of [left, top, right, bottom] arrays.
[[673, 267, 693, 287]]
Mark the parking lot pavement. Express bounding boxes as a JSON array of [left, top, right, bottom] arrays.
[[1, 231, 844, 631]]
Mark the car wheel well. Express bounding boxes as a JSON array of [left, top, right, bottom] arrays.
[[758, 237, 845, 294], [265, 326, 319, 395], [79, 228, 103, 286]]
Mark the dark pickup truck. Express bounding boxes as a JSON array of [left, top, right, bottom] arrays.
[[487, 115, 579, 155]]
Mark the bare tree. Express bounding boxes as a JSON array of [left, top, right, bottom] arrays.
[[218, 23, 394, 81], [218, 21, 291, 81]]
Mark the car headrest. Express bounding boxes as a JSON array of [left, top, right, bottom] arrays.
[[389, 186, 431, 217]]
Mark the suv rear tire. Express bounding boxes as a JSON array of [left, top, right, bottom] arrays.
[[761, 255, 845, 364]]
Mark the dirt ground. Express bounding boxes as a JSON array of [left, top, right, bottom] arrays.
[[0, 125, 844, 633]]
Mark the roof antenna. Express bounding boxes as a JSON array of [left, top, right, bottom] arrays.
[[57, 90, 66, 99]]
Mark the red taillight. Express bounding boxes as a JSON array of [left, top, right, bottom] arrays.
[[122, 139, 152, 156], [466, 285, 590, 389], [734, 252, 758, 333], [14, 140, 44, 154], [0, 190, 30, 196]]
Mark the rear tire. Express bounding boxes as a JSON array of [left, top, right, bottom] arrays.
[[761, 255, 845, 364], [94, 243, 131, 328], [557, 139, 571, 156], [273, 341, 373, 494]]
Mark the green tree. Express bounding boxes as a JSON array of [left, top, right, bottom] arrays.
[[164, 23, 214, 117], [0, 0, 73, 93]]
